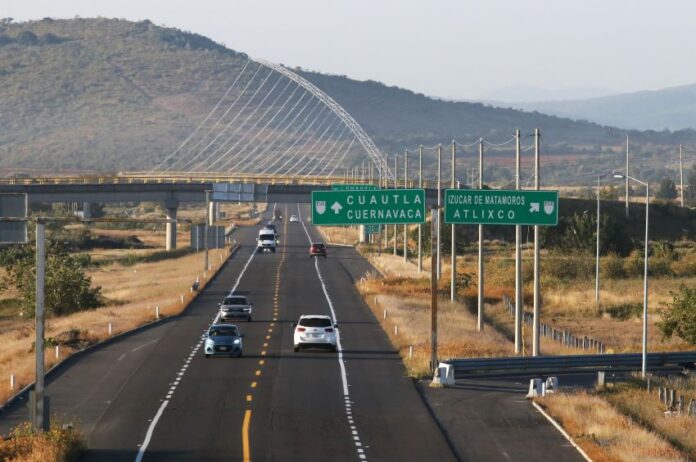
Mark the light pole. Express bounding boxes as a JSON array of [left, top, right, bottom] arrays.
[[613, 172, 650, 378], [595, 173, 610, 305]]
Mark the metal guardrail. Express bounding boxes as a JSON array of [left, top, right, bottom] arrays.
[[0, 172, 429, 188], [444, 352, 696, 377]]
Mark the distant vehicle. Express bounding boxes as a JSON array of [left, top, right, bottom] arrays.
[[293, 315, 338, 352], [309, 242, 327, 258], [204, 324, 244, 358], [257, 229, 278, 253], [219, 294, 253, 322], [274, 209, 283, 221], [264, 223, 279, 236], [289, 215, 299, 223]]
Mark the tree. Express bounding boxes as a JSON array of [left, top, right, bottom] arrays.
[[0, 243, 102, 317], [656, 177, 677, 200], [659, 285, 696, 345], [687, 165, 696, 205]]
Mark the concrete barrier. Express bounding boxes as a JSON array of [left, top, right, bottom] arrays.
[[526, 378, 543, 398]]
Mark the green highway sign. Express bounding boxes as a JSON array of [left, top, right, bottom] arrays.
[[331, 184, 379, 191], [444, 189, 559, 226], [364, 224, 381, 234], [312, 189, 426, 225]]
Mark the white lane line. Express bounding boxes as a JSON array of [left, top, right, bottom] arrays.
[[298, 203, 367, 462], [133, 245, 257, 462], [131, 338, 160, 353]]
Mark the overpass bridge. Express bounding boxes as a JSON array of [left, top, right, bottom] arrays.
[[0, 173, 442, 250]]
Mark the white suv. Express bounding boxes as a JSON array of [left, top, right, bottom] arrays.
[[293, 315, 338, 352]]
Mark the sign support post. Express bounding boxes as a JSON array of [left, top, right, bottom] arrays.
[[515, 130, 523, 354], [477, 138, 485, 331]]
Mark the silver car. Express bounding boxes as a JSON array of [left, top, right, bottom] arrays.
[[219, 295, 253, 322], [204, 324, 244, 358]]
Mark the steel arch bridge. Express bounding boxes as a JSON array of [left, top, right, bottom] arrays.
[[149, 58, 394, 181]]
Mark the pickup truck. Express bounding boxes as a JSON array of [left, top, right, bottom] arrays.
[[218, 295, 253, 322]]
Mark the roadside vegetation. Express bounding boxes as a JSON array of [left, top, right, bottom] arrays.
[[0, 423, 84, 462], [536, 392, 687, 462], [0, 201, 262, 406]]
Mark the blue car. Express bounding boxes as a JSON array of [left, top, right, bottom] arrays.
[[204, 324, 244, 358]]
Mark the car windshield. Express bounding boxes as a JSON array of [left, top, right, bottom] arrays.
[[223, 297, 246, 305], [260, 234, 275, 240], [209, 326, 238, 337], [313, 244, 325, 249], [299, 317, 332, 327]]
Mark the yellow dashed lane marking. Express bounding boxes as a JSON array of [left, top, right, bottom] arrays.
[[246, 394, 252, 402], [251, 382, 257, 388], [255, 370, 261, 376]]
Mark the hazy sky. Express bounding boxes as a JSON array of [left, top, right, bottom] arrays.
[[4, 0, 696, 100]]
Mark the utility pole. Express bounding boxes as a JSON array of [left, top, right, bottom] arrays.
[[596, 175, 602, 305], [393, 154, 398, 256], [450, 141, 457, 301], [532, 129, 541, 356], [404, 149, 409, 262], [679, 144, 685, 207], [204, 191, 210, 272], [477, 138, 484, 331], [437, 144, 442, 279], [514, 129, 523, 354], [34, 221, 47, 432], [625, 134, 630, 217], [430, 207, 438, 374], [383, 158, 388, 247], [418, 146, 423, 272]]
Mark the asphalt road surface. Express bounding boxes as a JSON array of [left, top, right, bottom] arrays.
[[0, 204, 585, 462]]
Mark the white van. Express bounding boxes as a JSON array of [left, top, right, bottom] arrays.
[[257, 228, 277, 253]]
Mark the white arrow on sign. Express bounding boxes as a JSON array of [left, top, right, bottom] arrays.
[[331, 201, 343, 214], [530, 202, 540, 213]]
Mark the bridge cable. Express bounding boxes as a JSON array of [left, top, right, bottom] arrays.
[[150, 60, 251, 172]]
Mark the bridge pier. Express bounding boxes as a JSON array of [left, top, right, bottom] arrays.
[[82, 202, 92, 219], [164, 199, 179, 251]]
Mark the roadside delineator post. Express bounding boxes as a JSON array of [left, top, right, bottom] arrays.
[[55, 345, 59, 360], [10, 374, 15, 390], [155, 306, 160, 320], [108, 322, 112, 336]]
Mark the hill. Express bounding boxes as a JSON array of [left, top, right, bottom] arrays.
[[1, 17, 695, 184], [510, 84, 696, 131]]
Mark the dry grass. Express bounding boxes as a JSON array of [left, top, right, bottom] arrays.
[[0, 246, 229, 405], [603, 377, 696, 459], [537, 392, 687, 462], [316, 226, 359, 246], [0, 422, 84, 462], [357, 275, 512, 377]]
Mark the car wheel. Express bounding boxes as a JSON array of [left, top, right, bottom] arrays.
[[248, 317, 252, 322], [330, 345, 337, 353], [294, 346, 300, 352], [205, 354, 210, 358]]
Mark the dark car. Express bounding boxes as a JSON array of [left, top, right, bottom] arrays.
[[309, 242, 327, 258]]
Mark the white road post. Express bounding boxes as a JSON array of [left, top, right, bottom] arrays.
[[450, 141, 457, 301], [532, 129, 541, 357], [642, 182, 650, 378], [477, 138, 485, 332], [514, 130, 523, 353]]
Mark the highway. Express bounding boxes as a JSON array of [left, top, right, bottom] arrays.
[[0, 204, 585, 461]]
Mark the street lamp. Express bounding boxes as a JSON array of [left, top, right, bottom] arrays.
[[612, 171, 650, 378]]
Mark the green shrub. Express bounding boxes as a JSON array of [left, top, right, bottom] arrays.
[[541, 253, 594, 282], [672, 253, 696, 277], [601, 253, 626, 279], [602, 303, 642, 320], [659, 285, 696, 345], [624, 251, 644, 277]]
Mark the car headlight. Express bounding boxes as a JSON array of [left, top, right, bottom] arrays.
[[233, 339, 241, 344]]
